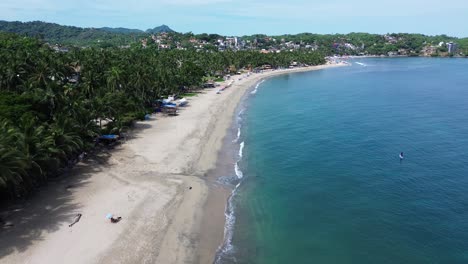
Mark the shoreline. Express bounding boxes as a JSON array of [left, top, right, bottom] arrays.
[[196, 63, 348, 263], [0, 63, 346, 264]]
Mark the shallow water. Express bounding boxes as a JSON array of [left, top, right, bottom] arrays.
[[216, 58, 468, 264]]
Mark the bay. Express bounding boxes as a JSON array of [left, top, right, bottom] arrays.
[[223, 58, 468, 264]]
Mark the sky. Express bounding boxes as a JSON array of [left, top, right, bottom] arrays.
[[1, 0, 467, 37]]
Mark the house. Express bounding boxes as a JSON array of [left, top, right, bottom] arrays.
[[344, 43, 356, 50], [398, 49, 408, 55], [141, 39, 148, 48], [51, 45, 69, 53], [421, 45, 437, 56], [384, 35, 398, 44]]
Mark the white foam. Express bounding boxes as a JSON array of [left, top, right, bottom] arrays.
[[236, 108, 245, 124], [234, 162, 243, 179], [233, 127, 241, 143], [355, 62, 367, 66], [215, 180, 242, 263], [215, 108, 249, 262], [251, 79, 265, 94], [238, 141, 244, 158], [215, 140, 247, 262]]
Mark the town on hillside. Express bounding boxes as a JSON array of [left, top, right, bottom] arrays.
[[0, 21, 466, 57], [138, 32, 466, 57]]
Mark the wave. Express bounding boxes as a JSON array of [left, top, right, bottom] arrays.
[[235, 141, 244, 179], [355, 62, 367, 66], [214, 185, 240, 264], [238, 141, 244, 158], [215, 138, 246, 262], [233, 105, 245, 143], [215, 165, 243, 263], [234, 163, 243, 179], [233, 127, 241, 143], [236, 108, 245, 124], [251, 79, 265, 94]]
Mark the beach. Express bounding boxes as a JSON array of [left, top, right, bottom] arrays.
[[0, 64, 343, 264]]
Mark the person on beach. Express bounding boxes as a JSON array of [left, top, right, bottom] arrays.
[[110, 217, 122, 223], [69, 213, 82, 227], [106, 213, 122, 223]]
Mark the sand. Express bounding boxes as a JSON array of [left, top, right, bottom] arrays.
[[0, 63, 345, 264]]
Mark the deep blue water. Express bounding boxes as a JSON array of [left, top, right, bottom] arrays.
[[221, 58, 468, 264]]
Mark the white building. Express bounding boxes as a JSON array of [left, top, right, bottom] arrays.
[[447, 42, 458, 53]]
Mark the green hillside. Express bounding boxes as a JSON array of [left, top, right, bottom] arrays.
[[0, 20, 175, 47]]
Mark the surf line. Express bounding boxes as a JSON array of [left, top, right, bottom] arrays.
[[251, 79, 265, 94], [215, 131, 246, 263]]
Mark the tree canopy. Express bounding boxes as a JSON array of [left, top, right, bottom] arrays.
[[1, 21, 467, 55], [0, 32, 325, 199]]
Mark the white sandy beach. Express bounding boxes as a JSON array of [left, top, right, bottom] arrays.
[[0, 63, 344, 264]]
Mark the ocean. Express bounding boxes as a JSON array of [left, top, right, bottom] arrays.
[[215, 58, 468, 264]]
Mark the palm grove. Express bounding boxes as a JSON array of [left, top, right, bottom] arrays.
[[0, 32, 325, 200]]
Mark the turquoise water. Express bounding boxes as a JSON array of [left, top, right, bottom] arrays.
[[219, 58, 468, 264]]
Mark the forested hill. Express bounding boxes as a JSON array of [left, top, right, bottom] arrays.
[[0, 20, 174, 47], [99, 25, 174, 34], [0, 20, 467, 56]]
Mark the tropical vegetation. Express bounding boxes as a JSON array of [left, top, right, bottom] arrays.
[[0, 20, 174, 48], [1, 20, 467, 55], [0, 32, 325, 200]]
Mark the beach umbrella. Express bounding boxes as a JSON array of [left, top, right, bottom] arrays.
[[106, 213, 113, 219]]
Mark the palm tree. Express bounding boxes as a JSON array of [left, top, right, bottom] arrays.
[[0, 120, 29, 197], [105, 66, 122, 93], [1, 31, 328, 199]]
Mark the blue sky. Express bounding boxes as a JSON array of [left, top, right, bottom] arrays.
[[1, 0, 467, 37]]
